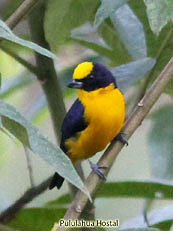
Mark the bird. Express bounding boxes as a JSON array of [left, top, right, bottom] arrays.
[[49, 62, 127, 190]]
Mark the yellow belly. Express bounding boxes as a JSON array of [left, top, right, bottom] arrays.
[[65, 84, 125, 162]]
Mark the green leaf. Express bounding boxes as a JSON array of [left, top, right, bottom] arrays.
[[121, 206, 173, 230], [112, 57, 156, 91], [0, 100, 90, 198], [143, 0, 173, 35], [0, 73, 1, 89], [111, 4, 147, 60], [148, 106, 173, 179], [0, 19, 56, 59], [44, 0, 99, 51], [9, 208, 66, 231], [94, 0, 129, 28], [153, 220, 173, 230], [1, 116, 30, 147], [97, 179, 173, 200], [71, 23, 110, 49], [129, 0, 173, 91], [98, 21, 131, 65], [71, 23, 116, 59]]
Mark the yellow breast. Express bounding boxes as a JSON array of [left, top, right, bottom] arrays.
[[65, 84, 125, 162]]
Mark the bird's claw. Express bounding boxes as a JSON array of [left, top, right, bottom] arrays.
[[88, 160, 108, 181], [114, 132, 128, 146]]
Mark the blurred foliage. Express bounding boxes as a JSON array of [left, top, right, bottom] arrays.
[[2, 0, 23, 19], [0, 19, 56, 59], [110, 4, 147, 60], [94, 0, 129, 28], [44, 0, 99, 51], [0, 50, 23, 77], [9, 208, 66, 231], [0, 0, 173, 230], [121, 206, 173, 230], [143, 0, 173, 35], [0, 101, 89, 197], [97, 180, 173, 200], [129, 0, 173, 92], [148, 106, 173, 179]]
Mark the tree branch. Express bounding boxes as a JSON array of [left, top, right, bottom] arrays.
[[5, 0, 40, 29], [52, 57, 173, 231], [28, 1, 84, 203], [0, 176, 52, 224], [28, 2, 66, 143]]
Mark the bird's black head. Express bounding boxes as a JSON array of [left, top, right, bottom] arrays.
[[68, 62, 117, 91]]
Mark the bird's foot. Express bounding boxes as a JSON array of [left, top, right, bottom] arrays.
[[114, 132, 128, 146], [88, 160, 108, 181]]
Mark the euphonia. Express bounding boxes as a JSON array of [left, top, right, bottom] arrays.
[[49, 62, 127, 190]]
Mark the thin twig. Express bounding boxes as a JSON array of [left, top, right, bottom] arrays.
[[5, 0, 40, 29], [0, 176, 52, 224], [52, 58, 173, 231]]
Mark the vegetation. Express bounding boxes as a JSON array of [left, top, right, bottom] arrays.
[[0, 0, 172, 231]]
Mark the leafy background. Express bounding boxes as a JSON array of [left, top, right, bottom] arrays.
[[0, 0, 173, 231]]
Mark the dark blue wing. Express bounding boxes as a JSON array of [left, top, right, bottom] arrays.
[[60, 99, 88, 153]]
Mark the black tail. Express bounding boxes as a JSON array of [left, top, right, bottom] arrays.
[[49, 172, 65, 190]]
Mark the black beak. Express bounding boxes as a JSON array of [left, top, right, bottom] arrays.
[[68, 79, 83, 89]]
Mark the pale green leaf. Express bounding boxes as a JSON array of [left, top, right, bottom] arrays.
[[112, 57, 156, 91], [71, 23, 110, 50], [0, 101, 90, 198], [148, 106, 173, 179], [71, 23, 116, 59], [0, 19, 56, 59], [44, 0, 99, 51], [143, 0, 173, 35], [111, 4, 147, 59], [1, 116, 30, 147], [129, 1, 173, 92], [94, 0, 129, 28]]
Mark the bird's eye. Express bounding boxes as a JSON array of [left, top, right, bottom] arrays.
[[89, 74, 94, 79]]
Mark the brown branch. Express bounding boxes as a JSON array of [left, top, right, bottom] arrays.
[[52, 57, 173, 231], [0, 176, 52, 224], [5, 0, 40, 29]]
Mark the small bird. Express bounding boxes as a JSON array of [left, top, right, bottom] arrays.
[[49, 62, 127, 190]]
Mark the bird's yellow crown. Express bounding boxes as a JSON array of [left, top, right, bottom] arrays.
[[73, 62, 94, 79]]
